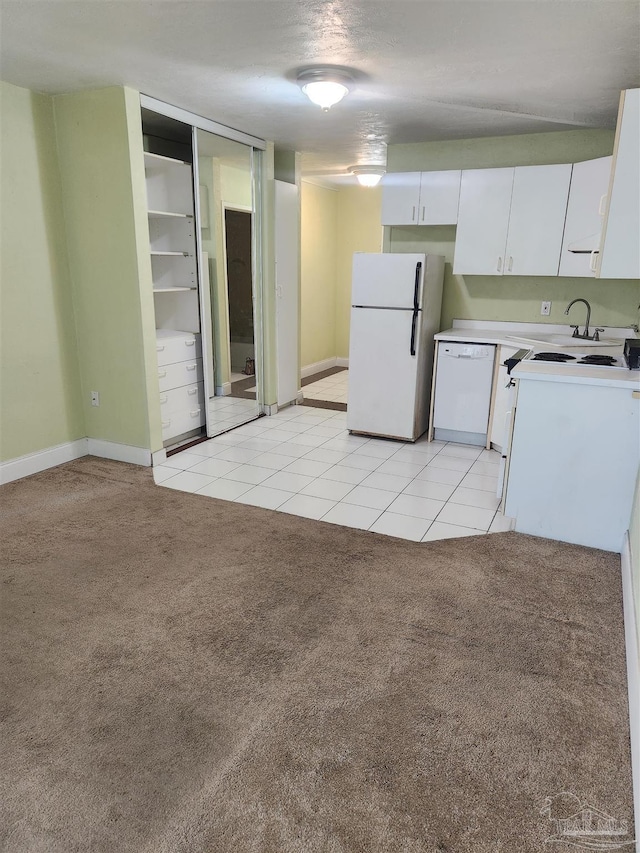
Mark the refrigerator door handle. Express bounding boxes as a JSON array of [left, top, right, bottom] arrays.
[[413, 261, 422, 311], [410, 310, 418, 356], [409, 261, 422, 356]]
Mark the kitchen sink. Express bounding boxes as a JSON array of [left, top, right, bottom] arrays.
[[505, 333, 621, 348]]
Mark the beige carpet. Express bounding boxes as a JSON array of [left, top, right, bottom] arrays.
[[0, 457, 633, 852]]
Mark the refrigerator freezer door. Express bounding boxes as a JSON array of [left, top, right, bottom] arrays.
[[347, 307, 421, 440], [351, 253, 427, 309]]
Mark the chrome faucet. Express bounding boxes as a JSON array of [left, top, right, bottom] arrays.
[[565, 298, 592, 339]]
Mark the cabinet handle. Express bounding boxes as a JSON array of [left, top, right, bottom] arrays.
[[190, 408, 201, 417], [589, 251, 598, 272], [185, 340, 195, 347], [161, 420, 171, 429], [186, 364, 196, 372], [159, 394, 168, 404], [187, 388, 198, 396], [412, 205, 416, 222], [507, 256, 513, 272], [156, 345, 165, 352], [158, 370, 167, 378], [598, 193, 607, 216], [497, 256, 503, 272], [421, 206, 425, 222]]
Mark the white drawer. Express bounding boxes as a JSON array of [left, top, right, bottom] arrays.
[[159, 382, 204, 416], [156, 331, 201, 367], [158, 358, 203, 392], [161, 405, 205, 441]]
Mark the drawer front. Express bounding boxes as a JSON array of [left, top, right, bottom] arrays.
[[156, 333, 201, 367], [158, 358, 203, 392], [161, 405, 205, 441], [159, 382, 204, 417]]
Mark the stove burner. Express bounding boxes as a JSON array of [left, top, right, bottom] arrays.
[[578, 354, 617, 366], [531, 352, 577, 362]]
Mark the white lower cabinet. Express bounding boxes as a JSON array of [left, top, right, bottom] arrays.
[[155, 330, 205, 441], [489, 345, 519, 451], [504, 377, 639, 551]]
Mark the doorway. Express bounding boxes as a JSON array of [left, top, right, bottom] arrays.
[[224, 208, 256, 400]]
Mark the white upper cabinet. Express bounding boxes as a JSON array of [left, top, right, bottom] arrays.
[[453, 164, 571, 276], [558, 156, 612, 278], [381, 170, 461, 225], [381, 172, 421, 225], [453, 167, 514, 275], [417, 170, 461, 224], [504, 163, 571, 276], [598, 88, 640, 279]]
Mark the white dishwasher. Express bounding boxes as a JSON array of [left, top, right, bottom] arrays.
[[432, 342, 496, 445]]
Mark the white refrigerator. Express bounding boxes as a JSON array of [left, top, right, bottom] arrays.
[[347, 253, 445, 441]]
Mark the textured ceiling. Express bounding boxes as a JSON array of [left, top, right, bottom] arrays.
[[1, 0, 639, 176]]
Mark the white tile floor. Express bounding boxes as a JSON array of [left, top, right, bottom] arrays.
[[303, 370, 349, 403], [208, 395, 259, 435], [155, 403, 514, 543]]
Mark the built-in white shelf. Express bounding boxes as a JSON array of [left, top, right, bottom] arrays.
[[147, 209, 193, 219], [150, 250, 191, 257], [144, 151, 188, 168], [153, 286, 197, 293]]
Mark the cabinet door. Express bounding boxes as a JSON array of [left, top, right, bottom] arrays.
[[489, 345, 519, 449], [504, 164, 571, 276], [418, 170, 461, 224], [380, 172, 421, 225], [559, 156, 612, 277], [453, 168, 514, 275], [598, 88, 640, 279]]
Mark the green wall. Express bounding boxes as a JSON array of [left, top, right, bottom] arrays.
[[300, 181, 338, 366], [335, 185, 383, 357], [0, 81, 85, 461], [53, 86, 160, 451], [385, 130, 640, 330]]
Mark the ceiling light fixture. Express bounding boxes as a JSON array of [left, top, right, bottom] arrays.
[[349, 166, 386, 187], [297, 67, 353, 111]]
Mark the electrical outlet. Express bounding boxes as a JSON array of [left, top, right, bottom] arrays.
[[91, 391, 100, 407], [541, 301, 551, 316]]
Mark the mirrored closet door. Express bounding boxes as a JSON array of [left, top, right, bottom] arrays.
[[141, 104, 262, 449], [194, 128, 261, 437]]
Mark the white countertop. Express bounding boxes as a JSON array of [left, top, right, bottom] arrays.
[[435, 320, 640, 389]]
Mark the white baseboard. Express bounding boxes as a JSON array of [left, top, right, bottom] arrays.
[[152, 448, 167, 466], [87, 439, 151, 467], [301, 357, 349, 379], [621, 531, 640, 851], [0, 439, 89, 485], [301, 357, 336, 379], [216, 382, 232, 396]]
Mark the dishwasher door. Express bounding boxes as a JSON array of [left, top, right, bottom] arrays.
[[433, 342, 496, 444]]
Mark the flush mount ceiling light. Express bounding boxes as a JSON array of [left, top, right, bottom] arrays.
[[297, 67, 353, 111], [349, 166, 386, 187]]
